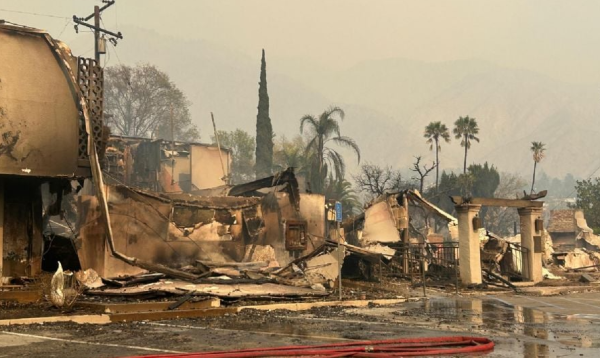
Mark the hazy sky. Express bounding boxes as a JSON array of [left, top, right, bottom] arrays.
[[2, 0, 600, 84]]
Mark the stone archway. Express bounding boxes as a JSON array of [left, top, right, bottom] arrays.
[[452, 197, 544, 285]]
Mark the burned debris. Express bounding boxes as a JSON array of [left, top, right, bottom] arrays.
[[0, 21, 598, 348]]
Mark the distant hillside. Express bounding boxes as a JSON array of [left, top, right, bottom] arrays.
[[111, 26, 600, 179]]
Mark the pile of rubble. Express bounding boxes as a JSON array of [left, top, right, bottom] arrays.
[[547, 209, 600, 271]]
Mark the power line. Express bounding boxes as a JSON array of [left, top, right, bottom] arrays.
[[0, 8, 70, 20], [56, 19, 72, 38], [110, 41, 124, 66]]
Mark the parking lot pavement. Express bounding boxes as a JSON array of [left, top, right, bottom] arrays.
[[0, 293, 599, 357]]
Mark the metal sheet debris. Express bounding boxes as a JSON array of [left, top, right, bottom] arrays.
[[87, 280, 328, 299]]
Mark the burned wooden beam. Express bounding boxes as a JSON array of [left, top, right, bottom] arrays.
[[122, 273, 165, 286], [521, 190, 548, 200], [227, 168, 301, 211], [451, 196, 544, 208], [196, 260, 270, 269], [482, 268, 518, 292], [168, 290, 196, 310], [109, 307, 240, 322], [102, 273, 165, 288], [0, 289, 43, 303], [162, 193, 262, 210]]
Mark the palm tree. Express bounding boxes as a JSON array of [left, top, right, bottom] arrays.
[[273, 136, 309, 175], [424, 121, 451, 191], [530, 141, 546, 194], [452, 116, 480, 174], [300, 106, 360, 193], [323, 176, 360, 218]]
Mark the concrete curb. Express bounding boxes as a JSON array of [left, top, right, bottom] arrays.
[[0, 314, 111, 326], [0, 298, 408, 326], [516, 285, 600, 296]]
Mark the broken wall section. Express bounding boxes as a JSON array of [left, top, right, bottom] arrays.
[[76, 185, 325, 278], [104, 136, 231, 194], [344, 190, 458, 250], [256, 192, 326, 266]]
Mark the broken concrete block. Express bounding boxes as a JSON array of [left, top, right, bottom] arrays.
[[579, 274, 595, 283], [564, 250, 595, 270]]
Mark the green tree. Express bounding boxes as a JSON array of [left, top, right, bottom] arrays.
[[530, 141, 546, 194], [435, 171, 461, 214], [468, 162, 500, 222], [424, 121, 451, 191], [469, 162, 500, 198], [255, 49, 274, 179], [432, 163, 499, 217], [300, 106, 360, 193], [105, 64, 199, 141], [452, 116, 480, 174], [212, 129, 255, 184], [572, 178, 600, 230], [273, 135, 309, 174]]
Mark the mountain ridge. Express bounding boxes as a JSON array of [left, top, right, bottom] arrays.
[[110, 26, 599, 179]]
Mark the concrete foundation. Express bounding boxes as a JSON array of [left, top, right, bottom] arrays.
[[455, 204, 482, 285]]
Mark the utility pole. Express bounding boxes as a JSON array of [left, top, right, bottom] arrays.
[[73, 1, 123, 62], [211, 112, 228, 184], [170, 104, 175, 186], [94, 6, 100, 62]]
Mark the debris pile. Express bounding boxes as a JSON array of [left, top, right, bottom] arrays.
[[545, 210, 600, 282]]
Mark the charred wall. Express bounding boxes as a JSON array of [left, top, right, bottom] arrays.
[[257, 192, 326, 265], [76, 185, 326, 277], [0, 25, 90, 178], [1, 177, 43, 278]]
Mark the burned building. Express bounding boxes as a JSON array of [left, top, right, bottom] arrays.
[[548, 209, 600, 252], [103, 135, 232, 193], [76, 168, 327, 278], [0, 23, 103, 279], [548, 209, 581, 251], [0, 23, 326, 282], [343, 190, 458, 251]]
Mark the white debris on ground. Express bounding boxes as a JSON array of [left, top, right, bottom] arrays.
[[50, 262, 65, 307], [542, 267, 563, 280]]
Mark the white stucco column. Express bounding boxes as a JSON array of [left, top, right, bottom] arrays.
[[455, 204, 482, 285], [518, 207, 543, 283]]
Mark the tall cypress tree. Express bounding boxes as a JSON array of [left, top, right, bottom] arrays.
[[255, 49, 274, 178]]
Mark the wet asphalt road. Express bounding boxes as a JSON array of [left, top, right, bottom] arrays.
[[0, 292, 599, 357]]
